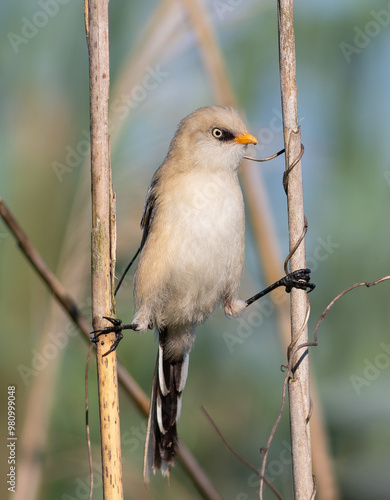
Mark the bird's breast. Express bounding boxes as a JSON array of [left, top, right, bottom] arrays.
[[166, 170, 244, 249]]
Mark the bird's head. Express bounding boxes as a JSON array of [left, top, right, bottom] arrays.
[[168, 105, 258, 172]]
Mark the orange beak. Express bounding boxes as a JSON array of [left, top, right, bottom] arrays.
[[234, 131, 258, 145]]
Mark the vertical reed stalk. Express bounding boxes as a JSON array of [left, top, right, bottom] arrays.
[[87, 1, 124, 498], [277, 1, 314, 497]]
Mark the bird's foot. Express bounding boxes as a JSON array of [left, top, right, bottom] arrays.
[[245, 268, 315, 307], [281, 268, 315, 293], [91, 316, 139, 356]]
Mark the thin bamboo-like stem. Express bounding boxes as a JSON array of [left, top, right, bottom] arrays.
[[277, 1, 314, 498], [87, 1, 124, 499]]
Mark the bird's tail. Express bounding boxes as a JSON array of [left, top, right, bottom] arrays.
[[143, 331, 189, 482]]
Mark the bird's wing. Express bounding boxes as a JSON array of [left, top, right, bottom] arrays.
[[114, 171, 161, 296], [140, 174, 159, 250]]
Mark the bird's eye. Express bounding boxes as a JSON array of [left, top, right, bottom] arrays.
[[212, 128, 223, 139]]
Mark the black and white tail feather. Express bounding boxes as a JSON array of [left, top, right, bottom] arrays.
[[143, 327, 190, 482]]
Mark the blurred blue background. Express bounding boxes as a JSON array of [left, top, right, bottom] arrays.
[[1, 1, 390, 499]]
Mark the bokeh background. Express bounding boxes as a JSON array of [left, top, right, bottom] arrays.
[[1, 1, 390, 499]]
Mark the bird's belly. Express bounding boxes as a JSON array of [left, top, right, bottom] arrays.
[[161, 174, 245, 324]]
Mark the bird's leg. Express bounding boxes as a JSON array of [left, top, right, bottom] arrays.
[[245, 268, 315, 308], [91, 316, 139, 356]]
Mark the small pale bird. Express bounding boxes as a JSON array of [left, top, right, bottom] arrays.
[[137, 105, 255, 480], [92, 105, 314, 481]]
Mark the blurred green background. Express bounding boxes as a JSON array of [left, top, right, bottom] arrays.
[[1, 1, 389, 499]]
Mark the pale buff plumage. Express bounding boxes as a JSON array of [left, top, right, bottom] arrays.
[[132, 105, 257, 480]]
